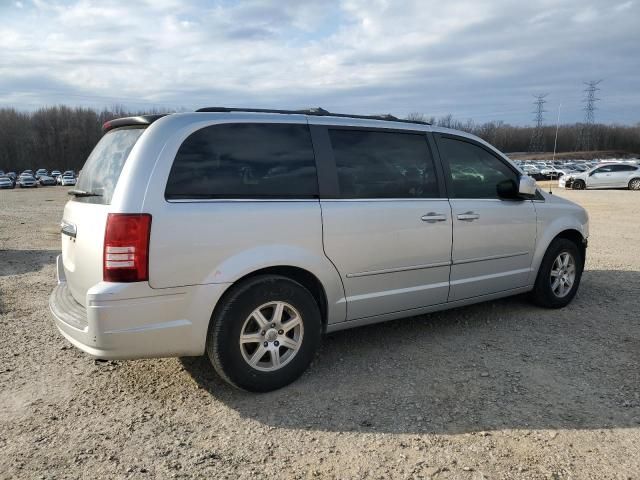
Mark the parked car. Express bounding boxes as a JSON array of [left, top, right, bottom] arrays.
[[521, 165, 544, 180], [35, 168, 49, 179], [540, 166, 568, 179], [60, 175, 77, 186], [0, 176, 14, 189], [21, 169, 34, 176], [7, 172, 16, 181], [57, 171, 75, 185], [39, 175, 57, 186], [561, 163, 640, 190], [50, 108, 589, 392], [17, 174, 38, 188], [51, 170, 62, 179]]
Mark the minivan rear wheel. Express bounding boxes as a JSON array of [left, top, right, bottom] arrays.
[[531, 238, 583, 308], [206, 275, 322, 392]]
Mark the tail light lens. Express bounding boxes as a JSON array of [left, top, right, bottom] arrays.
[[103, 213, 151, 282]]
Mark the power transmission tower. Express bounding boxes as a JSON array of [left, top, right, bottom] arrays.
[[528, 94, 548, 152], [575, 80, 602, 151]]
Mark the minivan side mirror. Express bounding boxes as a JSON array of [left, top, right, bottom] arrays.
[[496, 179, 519, 199], [518, 175, 537, 196]]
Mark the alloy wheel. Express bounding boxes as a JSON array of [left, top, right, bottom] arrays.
[[239, 301, 304, 372], [550, 252, 576, 298]]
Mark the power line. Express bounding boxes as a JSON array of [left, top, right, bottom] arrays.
[[575, 80, 602, 151], [528, 93, 548, 152]]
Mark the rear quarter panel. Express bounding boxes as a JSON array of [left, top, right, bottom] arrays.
[[137, 113, 347, 324]]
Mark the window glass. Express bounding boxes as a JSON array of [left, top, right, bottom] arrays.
[[594, 165, 613, 173], [166, 123, 318, 199], [438, 137, 517, 199], [328, 129, 439, 198], [611, 164, 636, 172], [75, 127, 144, 204]]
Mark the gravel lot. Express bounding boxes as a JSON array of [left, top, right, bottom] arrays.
[[1, 186, 639, 479]]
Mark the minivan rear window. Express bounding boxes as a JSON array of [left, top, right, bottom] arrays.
[[74, 127, 145, 204], [165, 123, 318, 199]]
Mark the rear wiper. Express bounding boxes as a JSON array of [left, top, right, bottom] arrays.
[[67, 189, 102, 197]]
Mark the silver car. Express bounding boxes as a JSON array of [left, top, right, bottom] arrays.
[[50, 108, 589, 392], [561, 163, 640, 190]]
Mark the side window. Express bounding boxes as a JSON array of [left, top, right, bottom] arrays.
[[613, 164, 635, 172], [593, 166, 612, 173], [328, 129, 439, 198], [165, 123, 318, 199], [438, 137, 517, 199]]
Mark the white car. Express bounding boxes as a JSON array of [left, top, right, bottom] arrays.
[[540, 167, 568, 178], [60, 175, 77, 186], [563, 163, 640, 190]]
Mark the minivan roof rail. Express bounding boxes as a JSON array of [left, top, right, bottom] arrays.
[[195, 107, 431, 125]]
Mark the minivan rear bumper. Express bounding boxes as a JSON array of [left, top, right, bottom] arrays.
[[49, 255, 229, 360]]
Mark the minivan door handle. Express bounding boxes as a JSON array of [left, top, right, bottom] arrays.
[[421, 212, 447, 223], [60, 220, 77, 238], [457, 211, 480, 221]]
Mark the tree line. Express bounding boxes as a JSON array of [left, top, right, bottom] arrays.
[[0, 106, 638, 172]]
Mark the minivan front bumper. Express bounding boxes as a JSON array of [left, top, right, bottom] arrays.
[[49, 255, 229, 360]]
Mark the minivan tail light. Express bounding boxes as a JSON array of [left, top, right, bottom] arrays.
[[103, 214, 151, 282]]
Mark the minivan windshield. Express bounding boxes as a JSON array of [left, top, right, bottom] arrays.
[[74, 127, 145, 204]]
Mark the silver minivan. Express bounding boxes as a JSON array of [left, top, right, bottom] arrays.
[[50, 108, 589, 391]]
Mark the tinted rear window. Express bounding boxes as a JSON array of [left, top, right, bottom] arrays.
[[74, 127, 144, 204], [165, 123, 318, 199]]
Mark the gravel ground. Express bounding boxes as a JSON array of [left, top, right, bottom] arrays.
[[1, 186, 639, 480]]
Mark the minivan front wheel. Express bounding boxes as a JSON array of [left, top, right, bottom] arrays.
[[207, 275, 322, 392], [531, 238, 583, 308]]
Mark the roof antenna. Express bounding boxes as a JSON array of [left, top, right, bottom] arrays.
[[549, 103, 561, 195]]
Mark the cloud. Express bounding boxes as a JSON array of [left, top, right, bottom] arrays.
[[0, 0, 638, 124]]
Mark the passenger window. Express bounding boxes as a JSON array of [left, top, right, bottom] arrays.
[[438, 137, 518, 199], [165, 123, 318, 199], [328, 129, 439, 198]]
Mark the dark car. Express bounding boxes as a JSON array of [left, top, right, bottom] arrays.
[[39, 175, 57, 186]]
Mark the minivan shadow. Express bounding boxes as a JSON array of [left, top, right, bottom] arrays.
[[181, 269, 640, 435], [0, 249, 58, 277]]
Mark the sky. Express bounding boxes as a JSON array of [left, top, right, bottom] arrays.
[[0, 0, 638, 125]]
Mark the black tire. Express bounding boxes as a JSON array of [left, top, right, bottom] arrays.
[[628, 178, 640, 190], [206, 275, 322, 392], [572, 179, 586, 190], [531, 238, 584, 308]]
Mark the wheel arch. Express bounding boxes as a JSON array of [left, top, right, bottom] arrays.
[[529, 226, 587, 285], [209, 264, 344, 337], [554, 229, 587, 264], [235, 266, 329, 328]]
